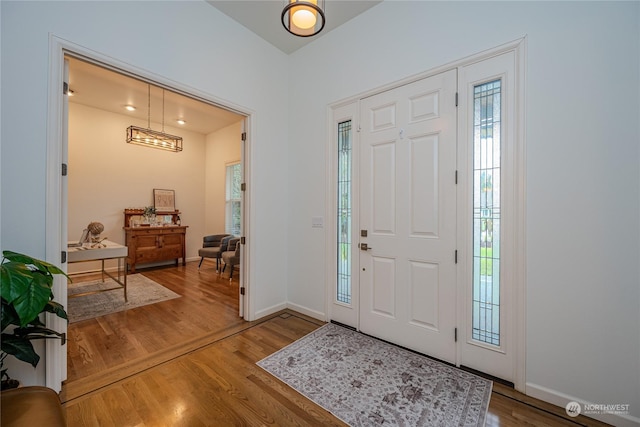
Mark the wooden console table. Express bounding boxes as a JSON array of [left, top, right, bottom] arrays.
[[67, 240, 128, 301], [123, 225, 188, 273]]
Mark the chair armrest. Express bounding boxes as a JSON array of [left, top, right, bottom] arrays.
[[220, 235, 235, 252], [227, 238, 241, 252], [1, 386, 65, 426]]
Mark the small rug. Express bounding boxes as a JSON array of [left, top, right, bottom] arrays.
[[257, 323, 492, 427], [67, 274, 180, 323]]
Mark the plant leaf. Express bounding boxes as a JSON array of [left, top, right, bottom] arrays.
[[0, 334, 39, 367], [13, 326, 63, 338], [10, 272, 53, 326], [1, 299, 21, 331], [0, 262, 37, 304], [2, 251, 68, 278], [43, 301, 68, 321]]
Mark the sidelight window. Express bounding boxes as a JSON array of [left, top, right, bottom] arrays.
[[337, 120, 352, 304], [472, 80, 501, 346]]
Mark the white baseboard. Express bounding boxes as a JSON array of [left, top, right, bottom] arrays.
[[254, 302, 288, 320], [285, 302, 326, 322], [254, 302, 327, 323], [526, 382, 640, 427]]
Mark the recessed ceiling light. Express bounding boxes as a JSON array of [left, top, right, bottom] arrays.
[[125, 105, 136, 111], [176, 119, 186, 125]]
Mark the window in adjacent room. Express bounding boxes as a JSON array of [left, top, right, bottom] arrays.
[[225, 162, 242, 236]]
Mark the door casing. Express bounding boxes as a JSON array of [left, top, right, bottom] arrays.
[[326, 37, 526, 391], [45, 35, 255, 391]]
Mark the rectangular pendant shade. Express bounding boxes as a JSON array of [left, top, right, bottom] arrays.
[[126, 125, 183, 152]]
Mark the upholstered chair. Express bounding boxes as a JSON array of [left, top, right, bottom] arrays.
[[221, 237, 241, 280], [198, 234, 231, 272]]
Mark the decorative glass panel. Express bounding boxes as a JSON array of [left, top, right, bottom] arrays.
[[337, 120, 352, 304], [472, 80, 501, 346]]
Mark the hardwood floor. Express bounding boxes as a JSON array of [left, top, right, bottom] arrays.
[[62, 263, 610, 426], [63, 261, 248, 401]]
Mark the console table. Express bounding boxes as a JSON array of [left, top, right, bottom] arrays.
[[123, 225, 188, 273], [67, 240, 128, 301]]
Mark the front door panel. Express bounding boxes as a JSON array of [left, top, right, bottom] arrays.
[[359, 70, 457, 363]]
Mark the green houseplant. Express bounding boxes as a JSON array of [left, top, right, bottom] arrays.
[[0, 250, 68, 390], [143, 206, 156, 224]]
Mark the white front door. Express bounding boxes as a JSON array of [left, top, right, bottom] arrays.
[[358, 70, 458, 363]]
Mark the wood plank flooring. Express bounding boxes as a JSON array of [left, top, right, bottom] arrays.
[[62, 262, 611, 426], [65, 262, 244, 379]]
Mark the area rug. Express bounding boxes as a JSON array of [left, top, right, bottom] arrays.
[[257, 323, 492, 427], [67, 274, 180, 323]]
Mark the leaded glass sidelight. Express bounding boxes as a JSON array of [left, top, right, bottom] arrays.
[[337, 120, 352, 304], [472, 80, 501, 346]]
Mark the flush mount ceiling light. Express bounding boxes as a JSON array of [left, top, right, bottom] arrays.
[[126, 85, 183, 152], [281, 0, 325, 37]]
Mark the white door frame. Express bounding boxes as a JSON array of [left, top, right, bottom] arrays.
[[326, 37, 526, 391], [45, 35, 256, 391]]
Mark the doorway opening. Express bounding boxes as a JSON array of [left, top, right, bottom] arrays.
[[45, 36, 253, 392]]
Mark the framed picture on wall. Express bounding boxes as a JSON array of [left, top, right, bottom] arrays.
[[153, 189, 175, 211]]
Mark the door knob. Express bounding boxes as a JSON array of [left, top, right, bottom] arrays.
[[360, 243, 372, 251]]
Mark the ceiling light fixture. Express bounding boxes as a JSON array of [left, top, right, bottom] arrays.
[[125, 105, 136, 111], [176, 119, 186, 125], [126, 85, 183, 152], [281, 0, 325, 37]]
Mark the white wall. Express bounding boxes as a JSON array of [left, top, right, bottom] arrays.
[[287, 0, 640, 423], [68, 104, 242, 273], [205, 121, 242, 235], [1, 1, 289, 385], [67, 102, 207, 272]]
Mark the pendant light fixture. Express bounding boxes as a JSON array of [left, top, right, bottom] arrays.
[[281, 0, 325, 37], [126, 85, 183, 152]]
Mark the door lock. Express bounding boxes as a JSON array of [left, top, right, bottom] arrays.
[[360, 243, 372, 251]]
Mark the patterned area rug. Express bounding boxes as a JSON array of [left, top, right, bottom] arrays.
[[257, 323, 492, 427], [67, 274, 180, 323]]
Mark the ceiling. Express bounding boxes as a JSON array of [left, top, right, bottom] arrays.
[[67, 57, 244, 135], [67, 1, 380, 134], [207, 1, 381, 54]]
